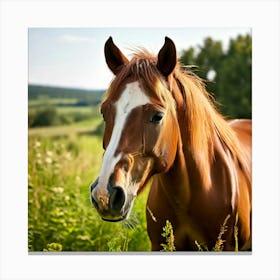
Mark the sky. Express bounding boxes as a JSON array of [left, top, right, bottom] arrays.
[[28, 28, 250, 90]]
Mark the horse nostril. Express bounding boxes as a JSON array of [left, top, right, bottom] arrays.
[[109, 186, 125, 212]]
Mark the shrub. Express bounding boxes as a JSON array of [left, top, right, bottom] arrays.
[[29, 107, 60, 127]]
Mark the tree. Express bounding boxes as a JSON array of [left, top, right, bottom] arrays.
[[180, 47, 196, 65], [180, 34, 252, 119], [216, 34, 252, 118]]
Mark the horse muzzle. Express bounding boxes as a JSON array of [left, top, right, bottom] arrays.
[[90, 179, 133, 222]]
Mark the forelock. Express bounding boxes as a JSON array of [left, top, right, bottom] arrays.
[[103, 49, 176, 112]]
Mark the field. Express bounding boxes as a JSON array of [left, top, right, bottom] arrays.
[[28, 85, 151, 252]]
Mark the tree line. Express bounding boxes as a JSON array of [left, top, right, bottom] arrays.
[[180, 34, 251, 119]]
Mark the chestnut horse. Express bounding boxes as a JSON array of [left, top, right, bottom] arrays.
[[90, 37, 251, 251]]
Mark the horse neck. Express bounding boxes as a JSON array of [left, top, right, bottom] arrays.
[[158, 114, 231, 210], [158, 74, 239, 208], [157, 135, 191, 208], [175, 103, 222, 190], [172, 97, 239, 211], [169, 73, 221, 190]]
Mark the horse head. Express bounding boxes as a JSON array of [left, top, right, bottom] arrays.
[[90, 37, 180, 222]]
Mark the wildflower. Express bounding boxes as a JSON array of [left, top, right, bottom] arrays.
[[34, 141, 41, 148], [52, 187, 64, 193], [46, 150, 53, 157], [45, 157, 52, 164]]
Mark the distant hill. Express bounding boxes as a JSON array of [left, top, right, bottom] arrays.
[[28, 84, 105, 106]]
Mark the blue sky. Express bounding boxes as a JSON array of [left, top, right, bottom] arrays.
[[29, 28, 250, 90]]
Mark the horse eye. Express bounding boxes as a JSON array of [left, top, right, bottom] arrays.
[[150, 112, 164, 124]]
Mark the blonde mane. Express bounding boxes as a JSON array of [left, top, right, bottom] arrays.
[[172, 66, 250, 188]]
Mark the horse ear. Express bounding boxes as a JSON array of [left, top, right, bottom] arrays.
[[157, 37, 177, 77], [104, 37, 129, 75]]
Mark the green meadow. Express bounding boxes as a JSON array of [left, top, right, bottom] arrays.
[[28, 85, 151, 252]]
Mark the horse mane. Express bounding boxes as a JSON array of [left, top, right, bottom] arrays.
[[104, 49, 250, 193], [172, 67, 250, 189]]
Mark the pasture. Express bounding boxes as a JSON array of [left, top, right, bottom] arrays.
[[28, 89, 151, 252]]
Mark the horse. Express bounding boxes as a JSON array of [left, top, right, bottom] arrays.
[[90, 36, 252, 251]]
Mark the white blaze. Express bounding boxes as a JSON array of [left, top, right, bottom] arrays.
[[96, 81, 150, 192]]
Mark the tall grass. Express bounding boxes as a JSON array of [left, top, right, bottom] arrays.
[[28, 134, 150, 252], [194, 214, 239, 252], [28, 134, 241, 252], [160, 220, 176, 252], [212, 214, 231, 252]]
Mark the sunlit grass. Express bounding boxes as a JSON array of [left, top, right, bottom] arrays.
[[28, 130, 150, 252], [28, 117, 102, 137], [28, 98, 78, 107], [56, 106, 94, 114]]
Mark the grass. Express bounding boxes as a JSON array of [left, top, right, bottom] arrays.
[[56, 106, 94, 114], [28, 117, 101, 137], [160, 220, 176, 252], [28, 98, 78, 107], [28, 98, 152, 252], [212, 214, 231, 252], [28, 117, 150, 251], [194, 214, 239, 252]]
